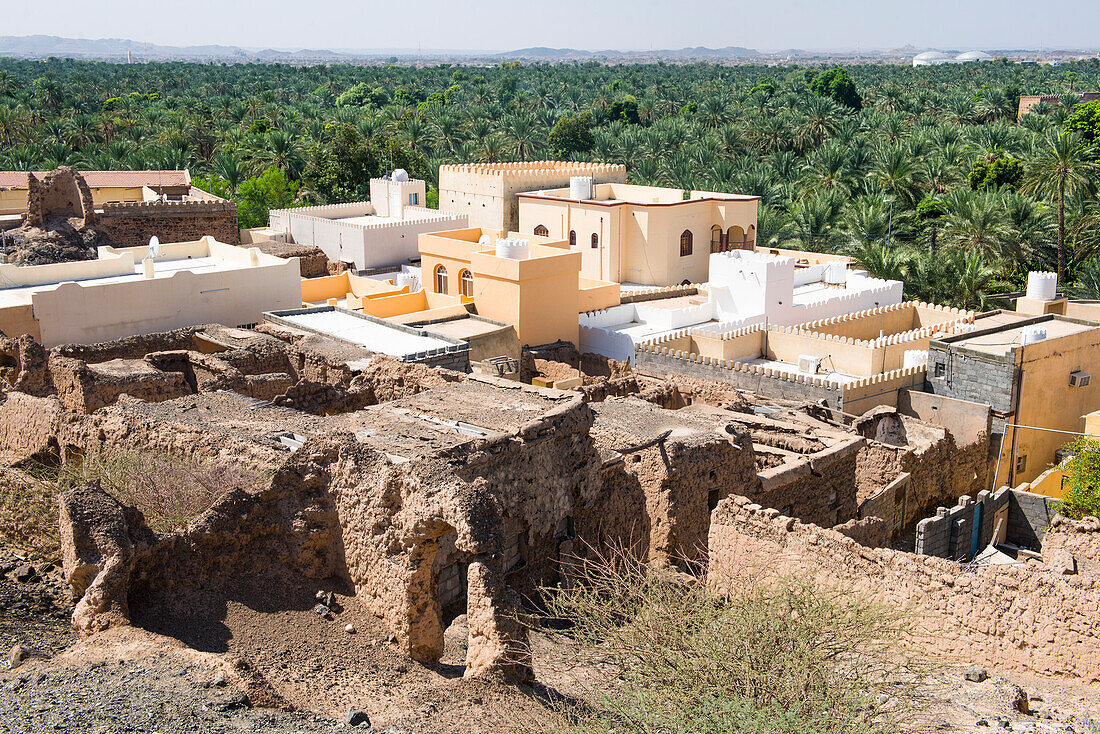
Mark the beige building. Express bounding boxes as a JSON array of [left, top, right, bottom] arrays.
[[517, 181, 759, 286], [420, 228, 619, 347], [0, 236, 300, 347], [438, 162, 625, 232]]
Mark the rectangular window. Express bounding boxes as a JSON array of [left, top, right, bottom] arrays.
[[1015, 455, 1027, 474], [408, 193, 419, 206], [934, 362, 945, 378]]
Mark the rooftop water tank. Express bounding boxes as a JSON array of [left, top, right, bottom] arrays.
[[398, 271, 421, 292], [495, 237, 531, 260], [1022, 325, 1047, 345], [1026, 271, 1058, 301], [569, 176, 594, 200], [477, 234, 492, 246], [903, 350, 929, 369], [824, 263, 847, 285], [392, 168, 410, 182]]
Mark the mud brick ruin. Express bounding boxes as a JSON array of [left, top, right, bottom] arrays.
[[0, 314, 1096, 692]]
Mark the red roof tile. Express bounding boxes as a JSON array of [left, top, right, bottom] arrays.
[[0, 170, 191, 189]]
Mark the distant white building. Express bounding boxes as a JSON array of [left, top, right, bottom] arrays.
[[913, 50, 994, 67], [267, 170, 466, 271]]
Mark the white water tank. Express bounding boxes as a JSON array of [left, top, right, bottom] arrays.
[[1022, 325, 1047, 345], [903, 350, 929, 369], [824, 263, 847, 285], [495, 237, 531, 260], [392, 168, 410, 182], [569, 176, 594, 200], [477, 234, 492, 247], [1026, 271, 1058, 301], [398, 271, 421, 292]]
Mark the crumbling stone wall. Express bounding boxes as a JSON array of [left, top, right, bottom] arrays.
[[55, 384, 605, 683], [1042, 515, 1100, 579], [753, 438, 863, 527], [590, 398, 760, 569], [95, 200, 238, 247], [49, 354, 191, 413], [0, 333, 54, 396], [708, 496, 1100, 682], [24, 167, 96, 228], [854, 408, 990, 532]]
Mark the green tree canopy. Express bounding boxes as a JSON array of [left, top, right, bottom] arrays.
[[967, 156, 1023, 191], [548, 111, 595, 157], [810, 67, 862, 109]]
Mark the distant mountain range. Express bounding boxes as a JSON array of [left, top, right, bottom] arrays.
[[0, 35, 1094, 65]]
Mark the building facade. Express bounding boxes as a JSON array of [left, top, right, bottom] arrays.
[[0, 236, 300, 347], [517, 181, 759, 286], [438, 162, 625, 232], [926, 312, 1100, 486], [268, 171, 466, 271]]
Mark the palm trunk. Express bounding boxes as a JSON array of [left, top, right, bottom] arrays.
[[929, 223, 937, 255], [1057, 179, 1066, 286]]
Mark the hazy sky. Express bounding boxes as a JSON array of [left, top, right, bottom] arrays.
[[5, 0, 1099, 52]]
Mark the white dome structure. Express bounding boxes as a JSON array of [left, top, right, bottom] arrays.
[[913, 51, 951, 66], [391, 168, 410, 182], [956, 50, 993, 62]]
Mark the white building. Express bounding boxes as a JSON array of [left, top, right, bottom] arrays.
[[579, 249, 903, 363], [0, 237, 300, 348], [913, 50, 994, 66], [267, 170, 466, 271]]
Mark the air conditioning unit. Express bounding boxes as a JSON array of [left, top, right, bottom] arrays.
[[798, 355, 823, 374], [1069, 371, 1091, 388]]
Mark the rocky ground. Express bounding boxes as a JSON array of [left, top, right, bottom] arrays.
[[2, 538, 1098, 733], [1, 215, 111, 265]]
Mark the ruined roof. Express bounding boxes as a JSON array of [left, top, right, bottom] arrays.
[[590, 397, 744, 452], [0, 170, 191, 190]]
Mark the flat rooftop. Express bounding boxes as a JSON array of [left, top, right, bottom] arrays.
[[946, 315, 1100, 357], [521, 182, 758, 207], [404, 315, 511, 341], [265, 307, 459, 360], [0, 256, 242, 308]]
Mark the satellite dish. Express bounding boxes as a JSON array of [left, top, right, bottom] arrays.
[[148, 235, 160, 259]]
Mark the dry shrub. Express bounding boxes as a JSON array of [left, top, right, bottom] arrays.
[[531, 548, 936, 734], [0, 467, 60, 561], [44, 450, 267, 535]]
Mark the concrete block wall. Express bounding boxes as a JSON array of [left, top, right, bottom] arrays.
[[1007, 487, 1060, 551], [926, 346, 1017, 415], [914, 486, 1056, 559]]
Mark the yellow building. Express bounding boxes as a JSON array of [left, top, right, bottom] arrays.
[[517, 181, 759, 286], [420, 228, 618, 347], [927, 312, 1100, 486]]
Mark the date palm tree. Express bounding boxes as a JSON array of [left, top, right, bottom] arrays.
[[1021, 132, 1099, 284]]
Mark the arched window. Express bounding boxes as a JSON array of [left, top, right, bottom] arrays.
[[459, 269, 474, 297], [591, 233, 599, 249], [434, 264, 448, 295], [746, 225, 756, 247], [728, 226, 745, 250], [679, 230, 693, 257], [534, 224, 548, 237], [710, 225, 723, 253], [569, 230, 576, 247]]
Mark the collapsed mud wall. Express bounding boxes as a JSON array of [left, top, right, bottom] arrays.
[[708, 496, 1100, 682], [854, 408, 990, 532]]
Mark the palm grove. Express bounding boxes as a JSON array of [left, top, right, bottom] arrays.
[[2, 57, 1100, 310]]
